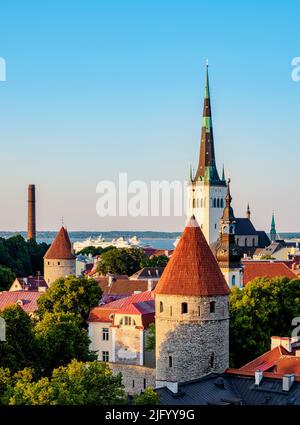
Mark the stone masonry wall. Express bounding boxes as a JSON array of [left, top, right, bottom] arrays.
[[44, 259, 76, 286], [109, 363, 156, 395], [155, 294, 229, 383]]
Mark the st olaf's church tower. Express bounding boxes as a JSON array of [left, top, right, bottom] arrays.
[[187, 63, 227, 245]]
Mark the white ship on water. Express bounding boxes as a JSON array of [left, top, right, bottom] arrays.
[[73, 235, 142, 253]]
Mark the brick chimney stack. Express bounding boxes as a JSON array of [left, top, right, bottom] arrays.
[[27, 184, 36, 241]]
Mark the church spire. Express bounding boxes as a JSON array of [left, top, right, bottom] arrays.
[[270, 211, 277, 242], [194, 63, 221, 184], [246, 203, 251, 220]]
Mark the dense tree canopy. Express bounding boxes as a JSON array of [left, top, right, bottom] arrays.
[[77, 245, 115, 257], [0, 306, 38, 373], [37, 276, 102, 323], [0, 360, 126, 405], [96, 247, 168, 276], [132, 387, 160, 405], [0, 235, 49, 277], [230, 277, 300, 367], [34, 312, 95, 374], [0, 266, 16, 291]]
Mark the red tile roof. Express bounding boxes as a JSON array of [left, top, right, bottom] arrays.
[[0, 291, 42, 313], [44, 227, 76, 260], [243, 261, 298, 285], [155, 217, 229, 297], [88, 291, 155, 327], [239, 343, 300, 375], [94, 277, 156, 296]]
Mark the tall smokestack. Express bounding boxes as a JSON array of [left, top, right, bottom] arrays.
[[27, 184, 36, 241]]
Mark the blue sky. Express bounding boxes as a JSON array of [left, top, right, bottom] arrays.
[[0, 0, 299, 232]]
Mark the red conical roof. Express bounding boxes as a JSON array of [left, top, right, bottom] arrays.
[[155, 217, 229, 296], [44, 227, 76, 260]]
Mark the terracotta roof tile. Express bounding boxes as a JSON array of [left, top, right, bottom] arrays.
[[155, 217, 229, 296], [0, 291, 42, 313], [44, 227, 76, 260], [243, 262, 298, 285]]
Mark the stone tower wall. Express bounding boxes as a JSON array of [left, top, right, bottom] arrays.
[[44, 258, 76, 286], [155, 294, 229, 384]]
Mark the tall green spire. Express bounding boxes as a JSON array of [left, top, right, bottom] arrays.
[[194, 62, 223, 185], [270, 211, 277, 242]]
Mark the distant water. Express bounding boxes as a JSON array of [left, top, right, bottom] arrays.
[[0, 231, 181, 250], [1, 231, 300, 251]]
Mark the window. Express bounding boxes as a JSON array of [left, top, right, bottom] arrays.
[[143, 378, 146, 389], [181, 302, 188, 314], [169, 355, 173, 367], [210, 301, 216, 313], [217, 198, 220, 208], [198, 306, 201, 316], [220, 199, 224, 208], [102, 351, 109, 362], [229, 226, 234, 234], [215, 223, 217, 229], [160, 301, 163, 313], [132, 380, 135, 388], [201, 198, 203, 208], [193, 198, 196, 208], [120, 316, 136, 326], [102, 328, 109, 341], [210, 353, 215, 369], [170, 306, 172, 316], [245, 238, 248, 247], [213, 198, 216, 208], [57, 261, 60, 265], [231, 275, 236, 286], [237, 238, 239, 245]]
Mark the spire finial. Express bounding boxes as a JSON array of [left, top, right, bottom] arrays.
[[246, 203, 251, 220], [62, 216, 64, 227], [206, 59, 209, 67]]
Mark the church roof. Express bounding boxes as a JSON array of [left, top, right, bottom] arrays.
[[155, 217, 229, 297], [44, 227, 75, 260], [234, 218, 257, 236]]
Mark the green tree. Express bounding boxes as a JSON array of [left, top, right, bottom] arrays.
[[230, 277, 300, 367], [0, 266, 16, 291], [0, 368, 12, 405], [2, 360, 126, 405], [37, 276, 102, 323], [97, 247, 148, 276], [145, 323, 155, 351], [34, 312, 95, 374], [77, 245, 115, 257], [26, 239, 49, 275], [132, 388, 160, 405], [141, 255, 169, 268], [0, 306, 38, 373]]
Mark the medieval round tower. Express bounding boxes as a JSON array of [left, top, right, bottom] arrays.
[[155, 216, 230, 387], [44, 226, 76, 286]]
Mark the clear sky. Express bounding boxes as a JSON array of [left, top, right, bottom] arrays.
[[0, 0, 299, 232]]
